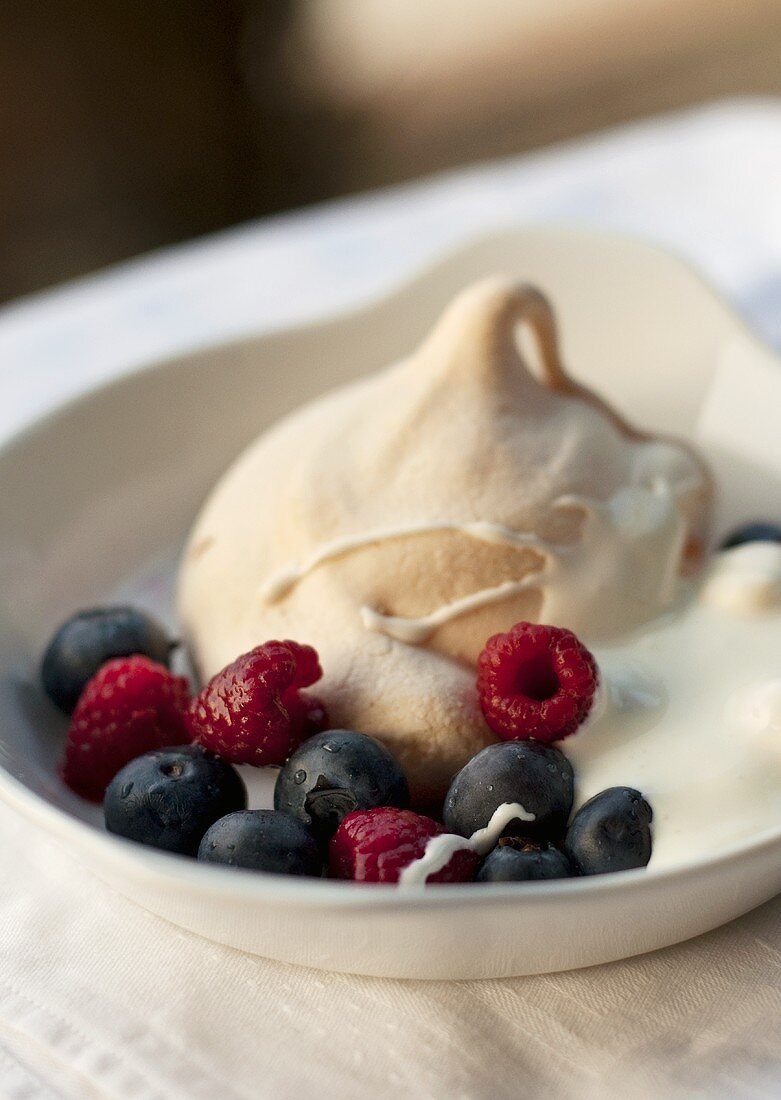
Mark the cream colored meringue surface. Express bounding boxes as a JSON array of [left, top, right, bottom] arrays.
[[178, 279, 710, 804]]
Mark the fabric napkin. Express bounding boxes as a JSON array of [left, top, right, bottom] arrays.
[[0, 797, 778, 1100]]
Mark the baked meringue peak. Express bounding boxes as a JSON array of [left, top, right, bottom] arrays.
[[179, 278, 711, 803]]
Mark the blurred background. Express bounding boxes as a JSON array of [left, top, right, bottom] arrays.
[[3, 0, 781, 303]]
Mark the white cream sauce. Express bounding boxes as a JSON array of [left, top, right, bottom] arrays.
[[699, 541, 781, 613], [567, 542, 781, 869]]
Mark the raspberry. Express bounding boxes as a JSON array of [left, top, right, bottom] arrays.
[[477, 621, 598, 743], [61, 656, 191, 801], [329, 807, 479, 884], [187, 640, 327, 766]]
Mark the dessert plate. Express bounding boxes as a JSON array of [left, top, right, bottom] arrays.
[[0, 227, 779, 980]]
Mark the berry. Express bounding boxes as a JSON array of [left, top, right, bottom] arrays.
[[274, 730, 409, 841], [443, 740, 574, 843], [105, 745, 246, 855], [476, 838, 572, 882], [720, 522, 781, 550], [564, 787, 653, 875], [62, 656, 191, 800], [477, 621, 598, 743], [329, 807, 479, 884], [42, 606, 171, 714], [198, 810, 322, 876], [187, 641, 327, 766]]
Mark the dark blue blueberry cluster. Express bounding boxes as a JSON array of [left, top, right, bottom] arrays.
[[443, 742, 652, 881], [101, 729, 653, 881], [102, 729, 413, 878]]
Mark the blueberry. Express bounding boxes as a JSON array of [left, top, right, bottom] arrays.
[[443, 741, 574, 842], [274, 730, 409, 841], [564, 786, 653, 875], [477, 838, 573, 882], [42, 606, 172, 713], [198, 810, 322, 876], [720, 522, 781, 551], [104, 745, 246, 856]]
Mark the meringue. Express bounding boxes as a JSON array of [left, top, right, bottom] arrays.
[[178, 279, 710, 804]]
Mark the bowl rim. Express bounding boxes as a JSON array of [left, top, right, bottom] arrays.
[[1, 222, 779, 909]]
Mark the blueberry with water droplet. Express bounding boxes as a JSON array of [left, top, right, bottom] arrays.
[[274, 730, 408, 840], [104, 745, 246, 855], [443, 741, 574, 842], [564, 787, 653, 875]]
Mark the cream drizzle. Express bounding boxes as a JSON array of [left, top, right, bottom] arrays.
[[398, 801, 536, 887], [259, 479, 692, 645], [361, 576, 542, 644], [362, 484, 686, 643], [259, 519, 547, 603]]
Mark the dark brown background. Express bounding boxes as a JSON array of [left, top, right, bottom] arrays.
[[2, 1, 781, 303]]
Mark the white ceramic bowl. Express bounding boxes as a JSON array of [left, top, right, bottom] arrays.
[[1, 227, 779, 980]]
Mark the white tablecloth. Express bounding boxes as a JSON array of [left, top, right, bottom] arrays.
[[1, 99, 780, 1100]]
